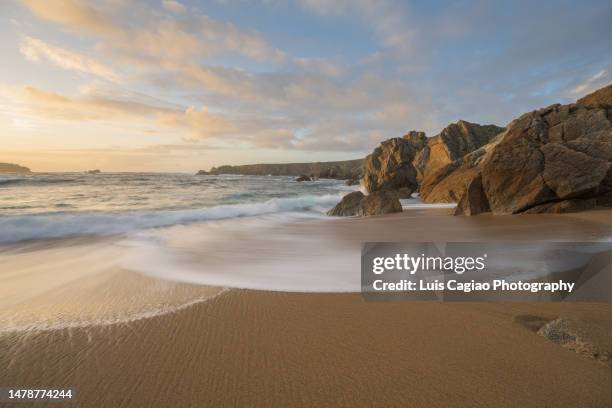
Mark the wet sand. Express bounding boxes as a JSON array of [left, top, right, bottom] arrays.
[[1, 209, 612, 407]]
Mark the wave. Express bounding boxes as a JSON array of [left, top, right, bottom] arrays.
[[0, 193, 343, 243], [0, 177, 77, 187]]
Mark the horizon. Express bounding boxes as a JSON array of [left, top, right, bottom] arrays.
[[1, 0, 611, 172]]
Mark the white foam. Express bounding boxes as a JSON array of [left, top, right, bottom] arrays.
[[0, 194, 343, 244], [119, 216, 361, 292]]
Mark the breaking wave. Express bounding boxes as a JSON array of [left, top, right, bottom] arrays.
[[0, 194, 343, 243]]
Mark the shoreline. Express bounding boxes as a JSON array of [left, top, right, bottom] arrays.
[[2, 208, 612, 330], [1, 209, 612, 407]]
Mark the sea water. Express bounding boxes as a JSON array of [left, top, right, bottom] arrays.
[[0, 172, 358, 243]]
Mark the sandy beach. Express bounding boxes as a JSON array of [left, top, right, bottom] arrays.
[[1, 209, 612, 407], [2, 292, 612, 407]]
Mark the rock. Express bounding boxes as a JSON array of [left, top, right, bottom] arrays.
[[345, 178, 361, 186], [362, 138, 419, 193], [86, 169, 101, 174], [362, 120, 502, 196], [410, 85, 612, 216], [326, 191, 365, 216], [403, 131, 428, 150], [541, 143, 609, 199], [538, 318, 611, 366], [0, 163, 31, 173], [295, 174, 311, 182], [196, 170, 209, 175], [415, 120, 504, 178], [327, 190, 402, 217], [480, 96, 612, 214], [420, 146, 490, 203], [396, 187, 413, 199], [357, 190, 403, 216], [454, 175, 490, 216], [482, 128, 556, 214], [577, 84, 612, 108]]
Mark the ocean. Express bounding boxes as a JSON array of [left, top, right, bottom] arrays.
[[0, 172, 357, 244]]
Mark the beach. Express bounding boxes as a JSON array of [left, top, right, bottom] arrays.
[[1, 208, 612, 407]]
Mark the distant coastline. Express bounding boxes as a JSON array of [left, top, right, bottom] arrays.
[[0, 163, 31, 174], [200, 159, 363, 180]]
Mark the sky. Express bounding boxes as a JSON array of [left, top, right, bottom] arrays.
[[0, 0, 611, 172]]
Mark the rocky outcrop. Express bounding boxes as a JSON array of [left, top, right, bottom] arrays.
[[196, 170, 209, 175], [362, 138, 420, 193], [207, 159, 363, 180], [414, 120, 504, 180], [327, 191, 365, 216], [480, 101, 611, 215], [327, 190, 402, 217], [577, 84, 612, 108], [362, 121, 503, 197], [295, 174, 311, 182], [0, 163, 31, 173], [425, 84, 612, 216], [86, 169, 101, 174]]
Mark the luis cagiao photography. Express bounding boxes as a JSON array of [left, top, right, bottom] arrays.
[[1, 0, 611, 407]]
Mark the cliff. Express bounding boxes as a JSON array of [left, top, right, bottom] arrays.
[[206, 159, 364, 180], [0, 163, 31, 173]]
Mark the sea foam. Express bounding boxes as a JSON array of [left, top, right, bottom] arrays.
[[0, 194, 343, 244]]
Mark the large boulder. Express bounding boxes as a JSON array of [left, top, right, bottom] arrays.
[[357, 190, 403, 216], [481, 100, 612, 215], [362, 138, 420, 193], [327, 191, 365, 216], [327, 190, 402, 217]]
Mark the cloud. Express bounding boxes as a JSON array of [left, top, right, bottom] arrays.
[[158, 107, 237, 138], [20, 36, 119, 81], [19, 0, 122, 36], [17, 85, 241, 140], [19, 0, 285, 63], [20, 85, 174, 121], [162, 0, 185, 14]]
